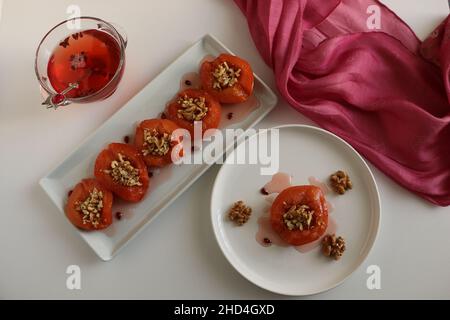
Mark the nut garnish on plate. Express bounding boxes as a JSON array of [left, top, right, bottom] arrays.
[[321, 234, 346, 260], [228, 200, 252, 226], [177, 95, 208, 121], [282, 204, 314, 231], [142, 129, 170, 156], [212, 61, 241, 90], [76, 188, 103, 228], [104, 153, 142, 187], [330, 170, 352, 195]]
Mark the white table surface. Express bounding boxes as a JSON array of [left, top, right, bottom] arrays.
[[0, 0, 449, 299]]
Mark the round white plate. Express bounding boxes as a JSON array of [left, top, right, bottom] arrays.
[[211, 125, 381, 296]]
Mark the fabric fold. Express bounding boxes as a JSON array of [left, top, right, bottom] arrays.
[[235, 0, 450, 206]]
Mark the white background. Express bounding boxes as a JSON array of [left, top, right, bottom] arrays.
[[0, 0, 449, 299]]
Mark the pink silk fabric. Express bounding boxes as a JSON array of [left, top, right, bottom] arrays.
[[234, 0, 450, 206]]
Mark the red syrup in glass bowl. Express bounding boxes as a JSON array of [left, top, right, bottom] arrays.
[[47, 29, 122, 100]]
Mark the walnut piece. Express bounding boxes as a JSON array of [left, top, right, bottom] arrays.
[[177, 95, 208, 121], [212, 61, 241, 90], [321, 234, 346, 260], [283, 204, 314, 231], [104, 153, 142, 187], [76, 188, 103, 228], [330, 170, 352, 195], [142, 129, 170, 156], [228, 201, 252, 226]]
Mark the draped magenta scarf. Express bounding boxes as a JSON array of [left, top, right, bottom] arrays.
[[234, 0, 450, 206]]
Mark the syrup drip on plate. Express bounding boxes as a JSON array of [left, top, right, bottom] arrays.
[[104, 224, 117, 237], [148, 167, 173, 190], [110, 199, 135, 221], [308, 176, 334, 213], [255, 213, 289, 248], [105, 208, 133, 236], [180, 72, 201, 91], [308, 176, 329, 195], [219, 95, 260, 127], [262, 172, 292, 194], [199, 55, 215, 65]]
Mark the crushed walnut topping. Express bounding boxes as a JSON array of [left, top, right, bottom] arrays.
[[76, 188, 104, 228], [103, 153, 142, 187], [212, 61, 241, 90], [142, 129, 170, 156], [228, 201, 252, 226], [321, 234, 346, 260], [330, 170, 352, 195], [282, 203, 314, 231], [177, 95, 208, 121]]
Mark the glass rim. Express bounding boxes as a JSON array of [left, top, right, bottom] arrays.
[[34, 16, 126, 102]]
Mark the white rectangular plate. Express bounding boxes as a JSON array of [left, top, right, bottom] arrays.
[[40, 34, 278, 261]]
